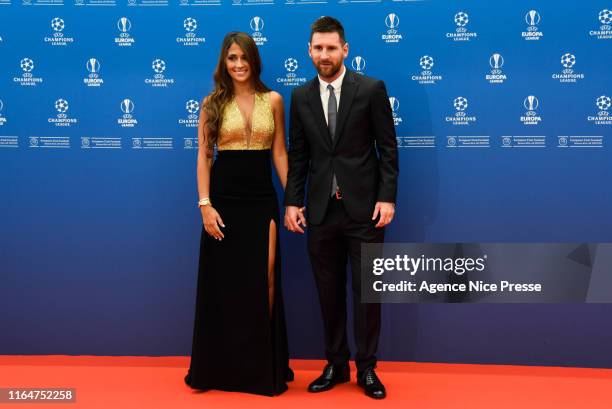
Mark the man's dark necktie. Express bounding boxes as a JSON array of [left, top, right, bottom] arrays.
[[327, 84, 339, 197]]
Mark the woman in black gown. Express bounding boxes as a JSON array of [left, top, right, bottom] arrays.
[[184, 32, 293, 396]]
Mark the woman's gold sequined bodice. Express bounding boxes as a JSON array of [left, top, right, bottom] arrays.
[[217, 92, 275, 150]]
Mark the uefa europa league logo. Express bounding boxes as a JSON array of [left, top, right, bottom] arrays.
[[524, 95, 539, 115], [388, 97, 399, 114], [118, 17, 131, 34], [489, 53, 504, 74], [351, 56, 366, 72], [121, 98, 134, 117], [86, 58, 100, 77], [385, 13, 399, 30], [250, 16, 263, 33], [526, 10, 541, 27]]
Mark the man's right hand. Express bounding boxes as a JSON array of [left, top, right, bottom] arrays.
[[284, 206, 307, 234]]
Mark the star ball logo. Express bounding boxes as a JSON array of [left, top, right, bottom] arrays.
[[277, 57, 306, 87], [179, 99, 200, 128], [44, 17, 74, 46], [382, 13, 403, 44], [351, 56, 366, 74], [118, 98, 138, 128], [522, 10, 543, 40], [589, 9, 612, 40], [14, 57, 43, 87], [177, 17, 205, 47], [552, 52, 585, 83], [83, 58, 104, 87], [485, 53, 507, 84], [446, 96, 477, 126], [145, 58, 175, 87], [587, 95, 612, 125], [388, 97, 402, 126], [250, 16, 267, 46], [411, 55, 442, 85], [521, 95, 542, 125], [49, 98, 78, 127], [115, 17, 135, 47], [447, 11, 478, 42]]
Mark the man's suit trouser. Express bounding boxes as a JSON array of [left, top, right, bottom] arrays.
[[307, 198, 384, 372]]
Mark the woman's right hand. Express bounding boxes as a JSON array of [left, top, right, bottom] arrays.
[[201, 206, 225, 240]]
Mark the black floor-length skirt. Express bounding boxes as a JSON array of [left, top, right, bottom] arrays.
[[185, 149, 290, 396]]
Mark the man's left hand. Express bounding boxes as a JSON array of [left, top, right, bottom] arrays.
[[372, 202, 395, 228]]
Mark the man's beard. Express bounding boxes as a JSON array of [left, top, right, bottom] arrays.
[[316, 61, 341, 79]]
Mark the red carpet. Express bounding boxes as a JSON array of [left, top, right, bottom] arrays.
[[1, 356, 611, 408]]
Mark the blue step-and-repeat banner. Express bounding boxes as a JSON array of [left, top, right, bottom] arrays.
[[1, 1, 611, 367]]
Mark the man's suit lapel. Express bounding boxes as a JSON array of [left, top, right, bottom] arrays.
[[306, 79, 332, 149], [333, 70, 358, 149]]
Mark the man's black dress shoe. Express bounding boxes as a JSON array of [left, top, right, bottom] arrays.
[[357, 367, 386, 399], [307, 363, 350, 393]]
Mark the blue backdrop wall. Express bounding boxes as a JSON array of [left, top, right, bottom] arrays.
[[1, 0, 612, 368]]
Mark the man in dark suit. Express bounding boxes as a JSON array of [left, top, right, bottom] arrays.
[[284, 16, 399, 399]]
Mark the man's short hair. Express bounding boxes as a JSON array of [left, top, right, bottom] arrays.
[[310, 16, 346, 44]]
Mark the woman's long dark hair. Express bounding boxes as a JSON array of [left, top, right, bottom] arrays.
[[203, 32, 270, 149]]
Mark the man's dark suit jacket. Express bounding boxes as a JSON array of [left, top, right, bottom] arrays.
[[284, 69, 399, 225]]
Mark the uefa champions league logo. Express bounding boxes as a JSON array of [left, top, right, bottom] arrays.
[[588, 95, 612, 126], [14, 57, 43, 86], [177, 17, 205, 46], [419, 55, 434, 70], [179, 99, 200, 128], [250, 17, 268, 45], [186, 100, 199, 115], [45, 17, 74, 46], [184, 17, 197, 32], [523, 10, 543, 40], [277, 57, 306, 87], [152, 59, 166, 74], [560, 53, 576, 69], [20, 58, 34, 73], [284, 58, 298, 73], [454, 97, 468, 112], [591, 9, 612, 39], [412, 55, 442, 85], [51, 17, 65, 32], [382, 13, 402, 43], [55, 99, 69, 114], [521, 95, 542, 125], [553, 53, 584, 83], [146, 59, 174, 87], [351, 56, 366, 73], [118, 98, 138, 128], [596, 95, 611, 112], [446, 97, 477, 125], [454, 12, 469, 28], [84, 58, 104, 87], [116, 17, 135, 47], [486, 53, 507, 84], [49, 98, 78, 127], [447, 11, 478, 41], [388, 97, 402, 126]]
